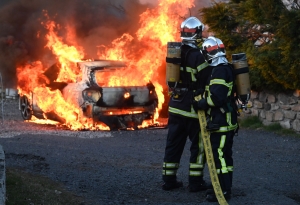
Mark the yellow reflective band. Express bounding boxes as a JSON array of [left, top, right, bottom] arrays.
[[190, 163, 204, 169], [218, 135, 228, 173], [207, 95, 215, 107], [227, 83, 233, 96], [191, 72, 196, 82], [207, 108, 211, 115], [197, 61, 209, 72], [189, 171, 203, 176], [227, 112, 233, 126], [180, 66, 197, 82], [221, 168, 229, 174], [162, 170, 177, 176], [163, 162, 179, 168], [210, 79, 227, 86], [210, 79, 225, 86], [227, 166, 233, 172], [216, 168, 229, 174], [210, 80, 233, 97], [169, 107, 198, 118], [226, 81, 233, 97], [197, 132, 204, 164], [213, 124, 238, 132], [180, 66, 197, 74], [205, 85, 209, 91]]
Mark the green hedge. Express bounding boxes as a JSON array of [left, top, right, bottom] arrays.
[[200, 0, 300, 92]]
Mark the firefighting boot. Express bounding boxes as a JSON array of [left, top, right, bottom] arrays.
[[188, 176, 212, 192], [188, 180, 212, 192], [162, 181, 183, 191], [205, 189, 231, 202], [162, 168, 182, 191]]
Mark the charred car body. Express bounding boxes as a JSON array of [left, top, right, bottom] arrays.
[[19, 60, 158, 130]]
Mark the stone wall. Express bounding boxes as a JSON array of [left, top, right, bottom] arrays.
[[241, 90, 300, 133]]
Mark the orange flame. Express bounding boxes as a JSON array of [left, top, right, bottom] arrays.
[[43, 13, 84, 83], [96, 0, 195, 111], [17, 0, 196, 130], [17, 61, 48, 96]]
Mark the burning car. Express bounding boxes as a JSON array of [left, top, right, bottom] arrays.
[[19, 60, 158, 130]]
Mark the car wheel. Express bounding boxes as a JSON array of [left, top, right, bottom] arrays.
[[20, 95, 32, 120]]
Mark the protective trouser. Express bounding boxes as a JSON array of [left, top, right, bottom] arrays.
[[210, 130, 234, 192], [162, 113, 205, 185]]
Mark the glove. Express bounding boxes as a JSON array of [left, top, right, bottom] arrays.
[[194, 88, 205, 97], [193, 99, 209, 111]]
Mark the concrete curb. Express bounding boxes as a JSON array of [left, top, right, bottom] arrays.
[[0, 145, 5, 205]]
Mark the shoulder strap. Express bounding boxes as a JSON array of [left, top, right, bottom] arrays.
[[182, 47, 197, 71], [228, 63, 237, 96], [182, 47, 199, 87]]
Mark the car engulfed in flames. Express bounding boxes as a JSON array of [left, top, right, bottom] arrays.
[[19, 60, 158, 130]]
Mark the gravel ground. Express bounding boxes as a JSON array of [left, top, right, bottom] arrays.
[[0, 99, 300, 205]]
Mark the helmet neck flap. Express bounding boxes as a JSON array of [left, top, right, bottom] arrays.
[[210, 56, 228, 66], [181, 40, 198, 48]]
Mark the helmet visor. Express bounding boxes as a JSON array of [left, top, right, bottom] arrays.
[[180, 28, 201, 39], [205, 43, 225, 56]]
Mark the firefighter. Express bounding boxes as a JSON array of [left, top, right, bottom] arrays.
[[193, 36, 238, 202], [162, 16, 213, 192]]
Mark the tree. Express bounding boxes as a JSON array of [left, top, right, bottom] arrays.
[[200, 0, 300, 91]]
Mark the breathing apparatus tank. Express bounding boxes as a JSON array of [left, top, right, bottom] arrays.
[[232, 53, 251, 106], [166, 42, 181, 88]]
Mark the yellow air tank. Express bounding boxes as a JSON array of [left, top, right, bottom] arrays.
[[232, 53, 251, 105], [166, 42, 181, 88]]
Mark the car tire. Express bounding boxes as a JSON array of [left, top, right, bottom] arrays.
[[20, 95, 32, 120]]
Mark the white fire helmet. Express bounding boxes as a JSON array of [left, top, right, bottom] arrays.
[[180, 17, 204, 42], [202, 36, 228, 66]]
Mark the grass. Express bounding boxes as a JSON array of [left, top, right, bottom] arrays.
[[6, 168, 84, 205], [238, 116, 300, 138]]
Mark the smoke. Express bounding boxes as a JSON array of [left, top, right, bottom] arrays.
[[0, 0, 151, 88], [138, 0, 211, 17], [0, 0, 212, 88]]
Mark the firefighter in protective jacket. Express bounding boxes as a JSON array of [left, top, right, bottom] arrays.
[[162, 17, 212, 192], [193, 36, 238, 202]]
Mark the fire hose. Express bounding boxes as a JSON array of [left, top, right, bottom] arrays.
[[194, 95, 229, 205]]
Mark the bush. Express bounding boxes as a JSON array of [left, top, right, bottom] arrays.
[[200, 0, 300, 92]]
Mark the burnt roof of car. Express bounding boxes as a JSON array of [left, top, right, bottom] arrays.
[[77, 60, 126, 69]]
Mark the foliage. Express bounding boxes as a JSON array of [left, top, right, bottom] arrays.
[[200, 0, 300, 92]]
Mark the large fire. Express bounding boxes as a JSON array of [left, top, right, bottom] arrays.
[[16, 0, 195, 130]]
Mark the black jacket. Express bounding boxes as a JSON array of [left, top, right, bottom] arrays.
[[168, 44, 210, 119], [204, 64, 238, 132]]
